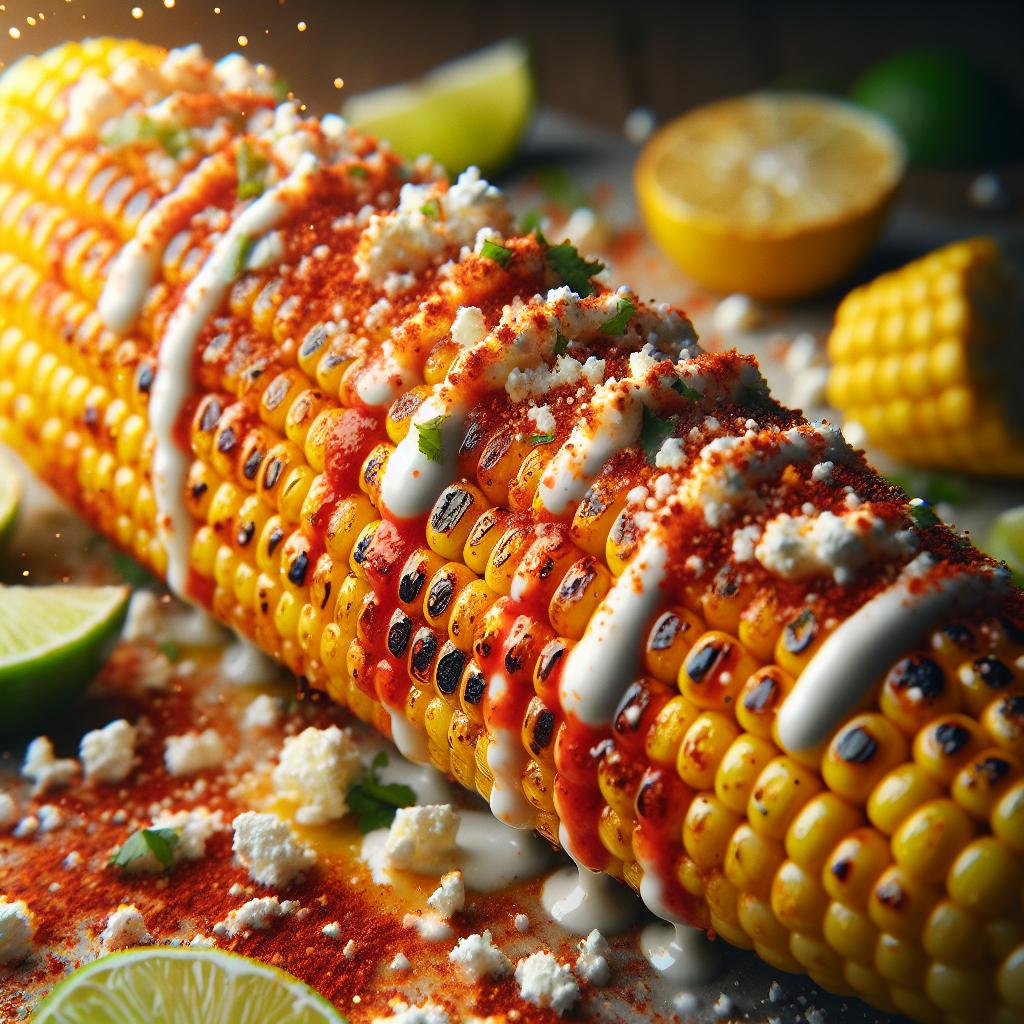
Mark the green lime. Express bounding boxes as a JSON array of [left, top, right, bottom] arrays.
[[985, 505, 1024, 584], [34, 948, 346, 1024], [0, 449, 21, 551], [851, 49, 1020, 166], [342, 38, 534, 175], [0, 583, 129, 735]]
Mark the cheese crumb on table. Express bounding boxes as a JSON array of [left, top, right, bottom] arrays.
[[712, 292, 763, 334], [241, 694, 282, 731], [575, 929, 611, 986], [370, 1001, 449, 1024], [514, 913, 529, 933], [271, 725, 361, 825], [22, 737, 78, 795], [100, 904, 151, 952], [151, 806, 224, 862], [80, 719, 137, 784], [390, 951, 411, 972], [0, 794, 15, 829], [384, 804, 459, 872], [0, 897, 36, 965], [322, 921, 342, 940], [163, 728, 225, 777], [514, 951, 579, 1015], [426, 870, 464, 918], [448, 929, 512, 984], [231, 811, 316, 888], [212, 896, 298, 938]]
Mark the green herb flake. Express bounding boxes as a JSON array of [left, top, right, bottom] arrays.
[[480, 239, 513, 268], [347, 164, 369, 179], [641, 405, 676, 464], [600, 297, 636, 335], [908, 498, 940, 529], [420, 198, 440, 220], [415, 415, 446, 464], [346, 752, 416, 833], [233, 233, 256, 277], [236, 140, 269, 200], [528, 433, 555, 446], [111, 551, 157, 588], [519, 209, 542, 234], [110, 827, 179, 871], [157, 640, 182, 663], [102, 115, 190, 158], [544, 242, 604, 297], [670, 377, 700, 400], [554, 332, 569, 357]]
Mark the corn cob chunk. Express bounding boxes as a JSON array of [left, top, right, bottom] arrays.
[[827, 237, 1024, 477], [2, 41, 1024, 1024]]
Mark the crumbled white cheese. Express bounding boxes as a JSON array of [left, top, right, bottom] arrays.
[[527, 404, 557, 436], [322, 921, 342, 940], [390, 952, 411, 972], [63, 851, 82, 869], [731, 524, 763, 563], [80, 719, 137, 784], [246, 230, 286, 272], [151, 806, 224, 861], [231, 811, 316, 888], [13, 816, 38, 838], [64, 75, 124, 139], [712, 993, 734, 1018], [370, 1002, 449, 1024], [22, 737, 77, 795], [164, 729, 225, 777], [0, 898, 36, 965], [242, 694, 282, 731], [37, 805, 63, 833], [189, 933, 216, 948], [448, 929, 512, 983], [343, 939, 357, 959], [0, 794, 15, 829], [506, 355, 585, 404], [213, 896, 298, 938], [100, 904, 151, 952], [575, 929, 611, 986], [655, 436, 687, 470], [712, 293, 763, 335], [756, 509, 916, 584], [514, 913, 530, 933], [384, 804, 459, 873], [121, 589, 162, 642], [427, 870, 465, 919], [450, 305, 488, 349], [515, 951, 579, 1015], [581, 356, 606, 386], [401, 912, 453, 942], [673, 991, 700, 1014], [811, 461, 834, 485], [271, 725, 362, 825]]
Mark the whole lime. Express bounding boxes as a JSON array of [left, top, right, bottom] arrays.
[[851, 49, 1020, 166]]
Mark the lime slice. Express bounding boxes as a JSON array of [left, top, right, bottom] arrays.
[[986, 505, 1024, 584], [34, 948, 346, 1024], [0, 583, 129, 735], [851, 49, 1020, 166], [0, 449, 21, 551], [342, 38, 534, 175]]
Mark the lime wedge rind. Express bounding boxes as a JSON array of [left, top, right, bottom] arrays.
[[34, 948, 345, 1024]]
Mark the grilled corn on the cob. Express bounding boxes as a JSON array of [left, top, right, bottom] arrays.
[[828, 237, 1024, 477], [2, 39, 1024, 1024]]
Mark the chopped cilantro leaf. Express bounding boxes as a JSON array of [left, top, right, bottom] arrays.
[[544, 242, 604, 297], [519, 209, 543, 234], [481, 239, 513, 268], [111, 827, 179, 871], [554, 332, 569, 356], [670, 377, 700, 400], [157, 640, 182, 663], [908, 498, 940, 529], [641, 405, 675, 464], [415, 415, 446, 464], [236, 140, 269, 200], [420, 198, 440, 220], [347, 164, 369, 179], [528, 433, 555, 445], [111, 551, 157, 588], [233, 233, 256, 277], [346, 752, 416, 833], [102, 115, 190, 157], [600, 297, 636, 335]]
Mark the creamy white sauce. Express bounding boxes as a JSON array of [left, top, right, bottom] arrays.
[[361, 808, 553, 892], [777, 560, 1004, 752], [484, 673, 535, 828], [219, 636, 282, 685], [560, 538, 668, 727], [385, 705, 430, 764], [540, 824, 642, 936], [639, 922, 723, 985], [99, 153, 232, 334], [150, 152, 319, 595]]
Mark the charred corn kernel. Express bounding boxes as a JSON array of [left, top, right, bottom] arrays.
[[427, 483, 488, 560], [868, 763, 944, 835], [824, 827, 892, 909], [484, 525, 529, 595], [679, 630, 759, 712], [462, 507, 504, 575], [677, 712, 740, 791], [737, 666, 793, 738], [959, 654, 1021, 715], [644, 607, 702, 683], [570, 483, 625, 559], [870, 865, 937, 940], [358, 442, 391, 506], [984, 695, 1024, 755], [605, 508, 640, 577], [645, 695, 699, 768], [598, 745, 643, 819], [549, 556, 610, 640], [881, 654, 960, 734], [823, 714, 908, 804], [476, 428, 531, 506], [598, 805, 635, 862], [423, 562, 477, 632], [914, 714, 988, 783], [448, 578, 497, 653]]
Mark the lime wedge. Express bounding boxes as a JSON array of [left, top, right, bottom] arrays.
[[0, 583, 129, 735], [342, 38, 534, 175], [34, 948, 346, 1024], [0, 450, 21, 551], [986, 506, 1024, 584]]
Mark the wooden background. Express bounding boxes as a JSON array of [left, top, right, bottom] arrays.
[[0, 0, 1021, 134]]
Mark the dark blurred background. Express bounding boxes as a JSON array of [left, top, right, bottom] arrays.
[[0, 0, 1020, 130]]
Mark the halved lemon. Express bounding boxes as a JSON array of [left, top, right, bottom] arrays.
[[342, 38, 533, 176], [33, 948, 345, 1023], [635, 92, 906, 300]]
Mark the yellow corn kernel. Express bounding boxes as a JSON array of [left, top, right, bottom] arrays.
[[785, 792, 862, 872], [549, 556, 610, 641], [747, 756, 821, 841], [677, 711, 739, 791], [682, 794, 740, 871], [427, 483, 489, 561]]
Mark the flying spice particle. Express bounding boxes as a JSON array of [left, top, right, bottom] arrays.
[[297, 20, 306, 30], [8, 25, 20, 37], [333, 77, 344, 89], [237, 33, 248, 45], [130, 6, 142, 18]]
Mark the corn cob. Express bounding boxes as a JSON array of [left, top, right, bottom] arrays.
[[1, 39, 1024, 1024], [827, 237, 1024, 477]]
